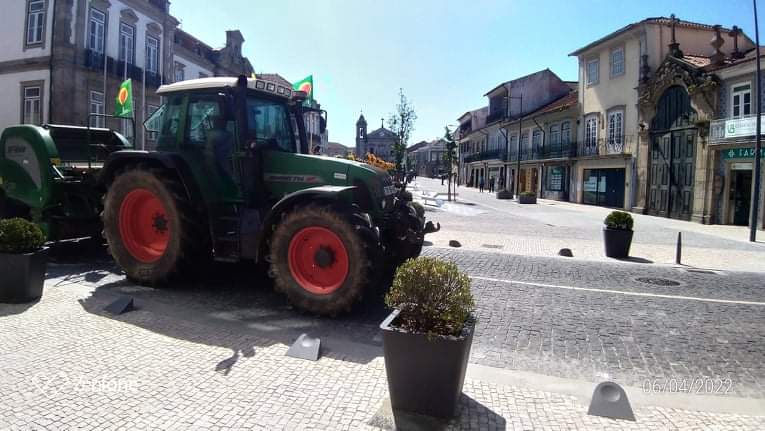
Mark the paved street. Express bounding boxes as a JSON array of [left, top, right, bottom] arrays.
[[412, 177, 765, 272], [1, 235, 765, 428]]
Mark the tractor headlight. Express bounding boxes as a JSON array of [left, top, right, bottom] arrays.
[[381, 199, 387, 209]]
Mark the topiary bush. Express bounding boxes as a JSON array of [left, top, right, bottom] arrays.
[[520, 191, 536, 198], [385, 257, 475, 337], [0, 218, 45, 254], [604, 211, 634, 231]]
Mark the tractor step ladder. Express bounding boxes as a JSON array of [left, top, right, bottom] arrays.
[[212, 210, 241, 262]]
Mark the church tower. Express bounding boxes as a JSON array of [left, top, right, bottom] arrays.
[[355, 113, 367, 157]]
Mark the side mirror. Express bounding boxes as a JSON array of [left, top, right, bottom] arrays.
[[320, 110, 327, 134]]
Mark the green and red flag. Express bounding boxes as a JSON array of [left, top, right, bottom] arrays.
[[114, 79, 133, 118], [292, 75, 314, 101]]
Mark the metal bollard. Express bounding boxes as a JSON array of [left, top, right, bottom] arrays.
[[676, 232, 682, 265]]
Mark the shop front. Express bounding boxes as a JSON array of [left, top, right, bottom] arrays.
[[541, 163, 572, 201], [574, 158, 631, 210], [716, 146, 765, 226]]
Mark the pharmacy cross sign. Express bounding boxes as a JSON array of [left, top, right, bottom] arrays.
[[722, 147, 765, 160]]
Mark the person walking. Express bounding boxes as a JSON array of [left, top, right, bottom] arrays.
[[479, 175, 485, 193], [489, 176, 495, 193]]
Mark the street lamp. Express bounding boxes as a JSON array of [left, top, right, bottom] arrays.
[[504, 94, 523, 199], [751, 0, 762, 242]]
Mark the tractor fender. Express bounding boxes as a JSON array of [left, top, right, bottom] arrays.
[[100, 151, 201, 204], [256, 185, 356, 261]]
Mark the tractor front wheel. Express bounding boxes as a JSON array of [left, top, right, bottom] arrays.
[[269, 205, 370, 315], [103, 167, 208, 284]]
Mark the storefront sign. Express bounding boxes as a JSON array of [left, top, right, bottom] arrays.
[[723, 116, 765, 138], [722, 147, 765, 160]]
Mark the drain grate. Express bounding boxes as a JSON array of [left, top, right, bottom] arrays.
[[481, 244, 504, 249], [634, 277, 681, 287]]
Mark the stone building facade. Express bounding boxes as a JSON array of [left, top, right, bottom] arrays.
[[0, 0, 254, 150]]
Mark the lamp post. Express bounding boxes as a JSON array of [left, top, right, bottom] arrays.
[[751, 0, 762, 242], [505, 94, 523, 199]]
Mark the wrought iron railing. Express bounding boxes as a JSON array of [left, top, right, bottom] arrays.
[[709, 115, 765, 143], [464, 148, 506, 163], [577, 135, 634, 157]]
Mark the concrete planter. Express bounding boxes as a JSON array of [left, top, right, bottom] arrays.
[[518, 195, 537, 204], [380, 309, 475, 418], [603, 227, 633, 258], [496, 190, 513, 200], [0, 250, 46, 303]]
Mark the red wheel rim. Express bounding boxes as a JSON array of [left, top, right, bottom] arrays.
[[288, 226, 349, 295], [118, 188, 170, 263]]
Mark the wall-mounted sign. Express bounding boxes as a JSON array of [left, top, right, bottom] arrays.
[[721, 147, 765, 160], [723, 116, 765, 138]]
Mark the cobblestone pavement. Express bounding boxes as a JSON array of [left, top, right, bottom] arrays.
[[413, 177, 765, 272], [1, 266, 765, 430]]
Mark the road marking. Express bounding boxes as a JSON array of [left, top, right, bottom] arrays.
[[471, 276, 765, 306]]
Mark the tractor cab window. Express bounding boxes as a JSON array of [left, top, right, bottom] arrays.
[[246, 97, 294, 152], [187, 96, 223, 147], [144, 96, 183, 147]]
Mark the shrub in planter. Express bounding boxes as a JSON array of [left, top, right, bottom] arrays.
[[0, 218, 46, 303], [519, 191, 537, 204], [603, 211, 634, 258], [381, 257, 475, 418]]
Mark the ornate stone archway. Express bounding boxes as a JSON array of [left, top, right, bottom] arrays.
[[635, 56, 719, 223]]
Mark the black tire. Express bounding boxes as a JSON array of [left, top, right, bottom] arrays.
[[0, 190, 6, 219], [102, 166, 209, 284], [269, 205, 371, 315]]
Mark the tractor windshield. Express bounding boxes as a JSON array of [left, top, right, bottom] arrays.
[[246, 97, 295, 153]]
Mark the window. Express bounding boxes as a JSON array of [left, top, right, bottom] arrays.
[[532, 130, 542, 148], [610, 47, 624, 77], [607, 109, 624, 152], [89, 91, 105, 128], [561, 121, 571, 145], [549, 124, 560, 146], [521, 132, 529, 149], [146, 105, 159, 141], [174, 62, 185, 82], [26, 0, 45, 47], [731, 83, 752, 118], [22, 85, 42, 125], [586, 59, 599, 85], [118, 23, 135, 65], [247, 97, 294, 152], [88, 8, 105, 53], [186, 96, 222, 147], [145, 97, 183, 147], [145, 36, 159, 74], [584, 115, 598, 153]]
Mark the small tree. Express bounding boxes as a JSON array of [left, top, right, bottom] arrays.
[[387, 88, 417, 180], [443, 126, 458, 201]]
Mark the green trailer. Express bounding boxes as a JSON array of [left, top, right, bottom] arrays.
[[0, 124, 130, 241]]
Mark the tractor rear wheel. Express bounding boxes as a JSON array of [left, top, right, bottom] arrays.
[[269, 205, 371, 315], [103, 167, 209, 284]]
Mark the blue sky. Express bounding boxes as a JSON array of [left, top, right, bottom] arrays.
[[173, 0, 759, 148]]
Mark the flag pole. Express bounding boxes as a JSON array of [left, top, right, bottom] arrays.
[[141, 56, 146, 151]]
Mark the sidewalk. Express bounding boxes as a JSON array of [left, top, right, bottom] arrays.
[[1, 271, 763, 430], [410, 178, 765, 273]]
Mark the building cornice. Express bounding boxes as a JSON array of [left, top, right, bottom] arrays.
[[0, 56, 51, 74], [174, 44, 215, 71]]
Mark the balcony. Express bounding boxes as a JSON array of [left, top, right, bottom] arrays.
[[578, 135, 635, 158], [464, 148, 506, 163], [83, 49, 147, 83], [710, 115, 765, 143]]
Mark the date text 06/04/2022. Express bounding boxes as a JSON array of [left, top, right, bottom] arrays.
[[642, 378, 733, 394]]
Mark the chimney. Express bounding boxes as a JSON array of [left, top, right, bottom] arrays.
[[728, 25, 745, 59], [225, 30, 244, 56], [710, 25, 726, 65]]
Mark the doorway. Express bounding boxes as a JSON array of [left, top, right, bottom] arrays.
[[730, 169, 753, 226], [582, 168, 625, 208]]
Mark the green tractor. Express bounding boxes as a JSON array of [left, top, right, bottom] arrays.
[[0, 75, 438, 315]]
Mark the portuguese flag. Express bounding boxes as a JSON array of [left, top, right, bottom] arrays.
[[293, 75, 314, 101], [114, 79, 133, 118]]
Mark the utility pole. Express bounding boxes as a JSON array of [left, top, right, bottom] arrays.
[[752, 0, 762, 242]]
